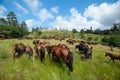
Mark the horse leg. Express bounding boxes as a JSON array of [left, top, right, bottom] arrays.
[[108, 59, 112, 63], [112, 59, 115, 63]]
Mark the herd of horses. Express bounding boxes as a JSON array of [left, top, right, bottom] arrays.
[[12, 38, 120, 74]]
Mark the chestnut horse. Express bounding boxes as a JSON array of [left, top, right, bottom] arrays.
[[51, 46, 73, 72], [26, 46, 34, 62], [12, 43, 26, 59], [34, 44, 45, 64], [105, 52, 120, 63]]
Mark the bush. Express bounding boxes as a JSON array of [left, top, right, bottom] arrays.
[[101, 36, 109, 43], [109, 35, 120, 47], [101, 35, 120, 47], [87, 37, 93, 41]]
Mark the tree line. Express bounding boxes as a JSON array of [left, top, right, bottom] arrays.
[[0, 11, 29, 38]]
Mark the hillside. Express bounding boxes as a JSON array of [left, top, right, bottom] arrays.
[[0, 35, 120, 80]]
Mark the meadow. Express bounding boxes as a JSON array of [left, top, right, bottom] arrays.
[[0, 37, 120, 80]]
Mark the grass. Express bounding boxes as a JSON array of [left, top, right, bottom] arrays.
[[0, 38, 120, 80]]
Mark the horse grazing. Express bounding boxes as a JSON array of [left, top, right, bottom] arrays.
[[12, 43, 26, 59], [75, 43, 92, 59], [26, 46, 34, 62], [105, 52, 120, 63], [51, 46, 73, 72], [34, 44, 45, 64], [84, 47, 92, 59]]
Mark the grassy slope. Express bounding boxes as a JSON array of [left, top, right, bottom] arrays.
[[0, 32, 120, 80]]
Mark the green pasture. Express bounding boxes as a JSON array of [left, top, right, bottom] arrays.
[[0, 39, 120, 80]]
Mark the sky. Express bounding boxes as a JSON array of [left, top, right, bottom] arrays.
[[0, 0, 120, 31]]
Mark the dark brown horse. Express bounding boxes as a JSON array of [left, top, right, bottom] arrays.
[[75, 43, 92, 59], [51, 46, 73, 72], [105, 52, 120, 63], [34, 44, 45, 64], [12, 43, 26, 59]]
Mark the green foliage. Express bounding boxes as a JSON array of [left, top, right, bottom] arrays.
[[79, 34, 85, 40], [0, 52, 7, 61], [7, 11, 18, 26], [0, 11, 29, 38], [87, 36, 93, 41], [80, 29, 85, 34], [94, 37, 99, 42], [0, 39, 120, 80], [101, 35, 120, 47], [101, 36, 109, 43], [72, 28, 78, 33], [109, 35, 120, 47]]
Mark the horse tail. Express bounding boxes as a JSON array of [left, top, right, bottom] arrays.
[[67, 51, 73, 72]]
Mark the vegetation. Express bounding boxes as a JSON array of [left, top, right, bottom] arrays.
[[102, 35, 120, 47], [0, 38, 120, 80], [0, 11, 29, 38]]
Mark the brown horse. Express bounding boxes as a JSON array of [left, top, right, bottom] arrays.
[[26, 46, 34, 62], [12, 43, 26, 59], [105, 52, 120, 63], [34, 44, 45, 64], [51, 46, 73, 72]]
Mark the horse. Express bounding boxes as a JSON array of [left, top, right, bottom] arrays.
[[34, 44, 45, 64], [75, 43, 92, 59], [51, 46, 73, 72], [105, 52, 120, 63], [84, 47, 93, 59], [46, 45, 55, 57], [12, 43, 26, 59], [58, 44, 70, 51], [26, 46, 34, 62]]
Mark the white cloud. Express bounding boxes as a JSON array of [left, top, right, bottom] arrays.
[[14, 2, 28, 14], [51, 1, 120, 31], [51, 7, 89, 31], [84, 0, 120, 29], [0, 5, 7, 18], [51, 6, 59, 13], [38, 8, 54, 22], [25, 19, 41, 31], [24, 0, 42, 13]]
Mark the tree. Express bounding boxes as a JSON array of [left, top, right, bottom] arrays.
[[80, 29, 85, 34], [94, 28, 101, 34], [72, 28, 78, 33], [7, 11, 18, 26], [0, 18, 7, 26], [20, 21, 29, 36]]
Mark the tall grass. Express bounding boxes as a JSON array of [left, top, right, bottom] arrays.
[[0, 39, 120, 80]]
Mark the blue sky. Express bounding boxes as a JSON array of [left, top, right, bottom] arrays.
[[0, 0, 120, 31]]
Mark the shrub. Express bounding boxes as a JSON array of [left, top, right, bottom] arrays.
[[101, 35, 120, 47], [109, 35, 120, 47], [87, 37, 93, 41]]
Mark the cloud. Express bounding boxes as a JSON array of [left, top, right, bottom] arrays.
[[0, 5, 7, 18], [38, 8, 54, 22], [84, 0, 120, 29], [25, 19, 42, 31], [14, 2, 28, 14], [51, 6, 59, 13], [51, 7, 89, 31], [24, 0, 42, 13], [51, 1, 120, 31]]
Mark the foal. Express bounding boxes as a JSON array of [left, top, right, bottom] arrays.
[[105, 52, 120, 63]]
